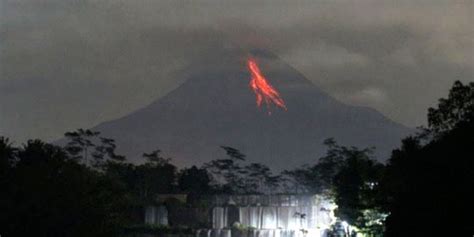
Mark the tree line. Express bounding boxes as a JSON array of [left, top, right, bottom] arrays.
[[0, 80, 472, 236]]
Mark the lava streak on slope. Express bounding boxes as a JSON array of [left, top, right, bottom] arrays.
[[247, 58, 287, 114]]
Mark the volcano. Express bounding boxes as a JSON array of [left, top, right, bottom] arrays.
[[92, 49, 412, 169]]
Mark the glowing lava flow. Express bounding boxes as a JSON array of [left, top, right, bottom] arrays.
[[247, 58, 287, 113]]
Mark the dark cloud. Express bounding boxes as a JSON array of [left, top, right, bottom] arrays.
[[1, 0, 473, 142]]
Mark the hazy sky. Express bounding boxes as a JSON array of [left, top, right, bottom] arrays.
[[1, 0, 473, 143]]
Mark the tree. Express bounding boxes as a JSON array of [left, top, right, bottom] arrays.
[[64, 129, 125, 169], [382, 81, 474, 236], [332, 146, 385, 235], [220, 146, 246, 161], [92, 137, 125, 167], [143, 149, 171, 165], [178, 166, 212, 195], [64, 129, 99, 164], [204, 146, 246, 193], [0, 139, 131, 237], [427, 80, 474, 136], [133, 149, 177, 201], [310, 138, 348, 194], [283, 138, 386, 234], [281, 166, 314, 194], [383, 125, 474, 236], [0, 136, 17, 175], [264, 174, 283, 194], [281, 138, 348, 195], [242, 162, 272, 193]]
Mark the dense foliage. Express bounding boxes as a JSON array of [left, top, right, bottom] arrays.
[[0, 139, 131, 237], [381, 81, 474, 236]]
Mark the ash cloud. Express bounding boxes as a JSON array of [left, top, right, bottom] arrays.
[[1, 0, 473, 142]]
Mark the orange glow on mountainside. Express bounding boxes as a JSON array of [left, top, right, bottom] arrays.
[[247, 58, 287, 114]]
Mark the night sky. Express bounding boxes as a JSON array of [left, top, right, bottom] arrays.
[[1, 0, 473, 143]]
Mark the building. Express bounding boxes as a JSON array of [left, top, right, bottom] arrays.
[[146, 194, 337, 237]]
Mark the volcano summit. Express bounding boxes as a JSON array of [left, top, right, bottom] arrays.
[[91, 49, 412, 169]]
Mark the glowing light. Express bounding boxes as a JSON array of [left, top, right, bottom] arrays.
[[247, 58, 287, 114], [341, 221, 349, 229]]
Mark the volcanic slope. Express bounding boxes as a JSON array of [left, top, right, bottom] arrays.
[[93, 49, 412, 169]]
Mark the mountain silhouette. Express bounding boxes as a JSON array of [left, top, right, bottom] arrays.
[[92, 49, 412, 169]]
